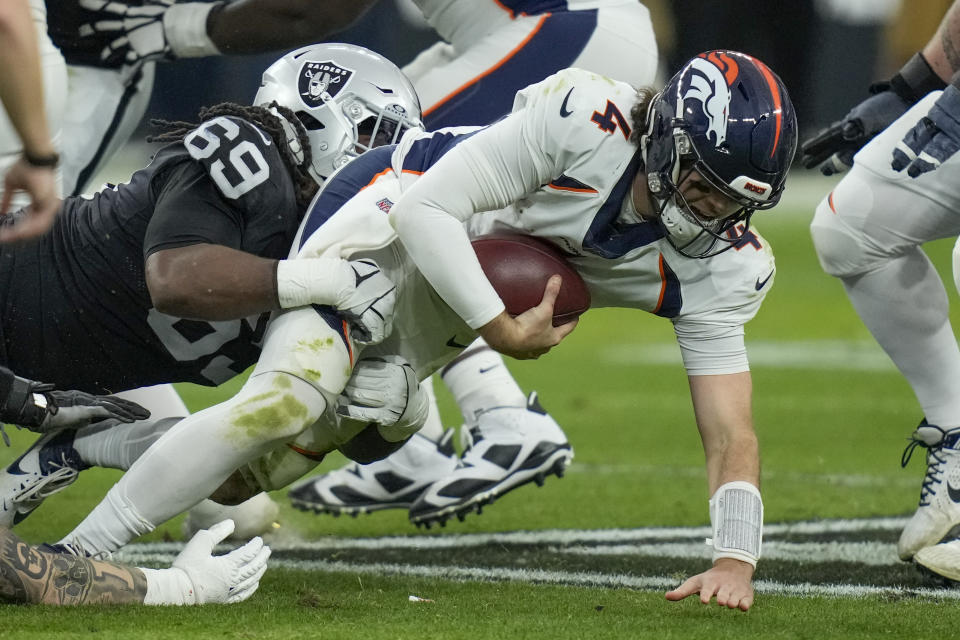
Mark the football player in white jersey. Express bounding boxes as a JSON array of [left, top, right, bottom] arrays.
[[67, 0, 660, 533], [804, 0, 960, 581], [0, 0, 65, 241], [291, 0, 659, 526], [44, 51, 796, 611]]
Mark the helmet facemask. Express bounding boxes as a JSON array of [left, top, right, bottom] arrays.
[[641, 50, 798, 259], [643, 115, 754, 259]]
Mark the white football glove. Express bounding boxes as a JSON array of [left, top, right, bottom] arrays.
[[336, 259, 397, 346], [172, 519, 270, 604], [336, 356, 429, 443], [77, 0, 220, 66]]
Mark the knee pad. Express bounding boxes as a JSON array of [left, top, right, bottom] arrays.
[[810, 198, 876, 279]]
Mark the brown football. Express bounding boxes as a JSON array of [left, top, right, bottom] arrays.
[[471, 234, 590, 326]]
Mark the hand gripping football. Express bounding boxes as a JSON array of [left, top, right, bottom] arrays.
[[471, 234, 590, 326]]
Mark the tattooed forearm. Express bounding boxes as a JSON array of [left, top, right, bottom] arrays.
[[0, 527, 147, 605]]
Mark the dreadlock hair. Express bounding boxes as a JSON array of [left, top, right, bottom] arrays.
[[148, 102, 317, 209]]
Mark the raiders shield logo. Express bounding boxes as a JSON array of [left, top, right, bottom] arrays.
[[299, 61, 354, 107]]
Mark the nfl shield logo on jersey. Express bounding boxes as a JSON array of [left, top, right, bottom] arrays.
[[299, 61, 354, 107]]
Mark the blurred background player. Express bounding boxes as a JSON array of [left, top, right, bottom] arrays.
[[803, 0, 960, 581], [0, 0, 65, 242], [46, 51, 796, 611]]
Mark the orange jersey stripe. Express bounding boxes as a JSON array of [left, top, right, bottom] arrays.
[[342, 319, 354, 366], [654, 254, 667, 313], [286, 443, 327, 462], [361, 167, 394, 191], [423, 14, 549, 119], [828, 190, 836, 214], [547, 183, 598, 194]]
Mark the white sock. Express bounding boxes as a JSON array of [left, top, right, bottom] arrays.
[[60, 483, 155, 555], [73, 417, 182, 470], [842, 248, 960, 427], [63, 373, 327, 553], [418, 377, 444, 441], [441, 337, 526, 427]]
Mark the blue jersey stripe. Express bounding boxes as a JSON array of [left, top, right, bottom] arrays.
[[423, 10, 597, 129], [654, 256, 682, 319], [400, 130, 478, 174], [298, 146, 395, 251], [582, 153, 665, 259]]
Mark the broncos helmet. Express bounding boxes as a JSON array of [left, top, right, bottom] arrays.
[[254, 43, 423, 184], [641, 50, 798, 258]]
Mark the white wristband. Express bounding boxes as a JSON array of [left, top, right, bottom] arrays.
[[275, 258, 352, 309], [706, 481, 763, 568], [164, 2, 222, 58], [141, 567, 197, 606]]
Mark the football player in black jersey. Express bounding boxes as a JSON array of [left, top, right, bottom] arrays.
[[0, 43, 422, 529]]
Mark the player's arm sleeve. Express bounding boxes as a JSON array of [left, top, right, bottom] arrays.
[[673, 268, 771, 375], [389, 78, 573, 329], [674, 322, 750, 375]]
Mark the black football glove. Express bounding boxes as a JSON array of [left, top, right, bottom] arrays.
[[0, 366, 150, 445], [891, 79, 960, 177], [800, 53, 947, 175]]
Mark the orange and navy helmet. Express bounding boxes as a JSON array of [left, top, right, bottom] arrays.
[[641, 50, 798, 256]]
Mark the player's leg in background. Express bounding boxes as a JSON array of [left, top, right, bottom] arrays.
[[0, 24, 66, 207], [59, 62, 155, 196], [406, 4, 658, 130], [810, 92, 960, 564]]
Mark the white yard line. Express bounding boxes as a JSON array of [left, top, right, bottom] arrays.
[[120, 517, 941, 599], [123, 517, 909, 556], [601, 340, 896, 371]]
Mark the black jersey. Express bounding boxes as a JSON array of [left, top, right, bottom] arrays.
[[45, 0, 151, 68], [0, 115, 301, 394]]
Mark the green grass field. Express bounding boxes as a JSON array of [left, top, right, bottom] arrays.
[[4, 176, 960, 638]]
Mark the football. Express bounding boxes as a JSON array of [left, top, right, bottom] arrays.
[[471, 234, 590, 326]]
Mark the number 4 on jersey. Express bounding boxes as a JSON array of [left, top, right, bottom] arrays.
[[591, 100, 631, 140]]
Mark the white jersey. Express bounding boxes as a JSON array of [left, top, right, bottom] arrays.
[[289, 69, 774, 380], [414, 0, 645, 46], [402, 0, 657, 130]]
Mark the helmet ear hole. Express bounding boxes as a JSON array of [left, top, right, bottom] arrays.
[[295, 111, 325, 131]]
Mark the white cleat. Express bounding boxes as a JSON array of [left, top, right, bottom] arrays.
[[182, 493, 281, 541], [0, 430, 88, 527], [288, 429, 458, 517], [898, 420, 960, 560], [409, 391, 572, 527], [915, 540, 960, 582]]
